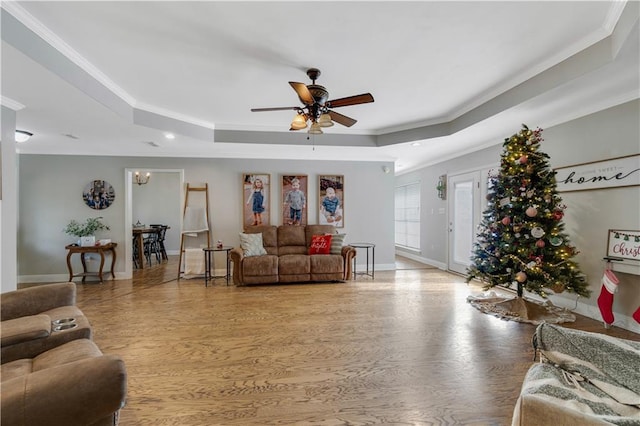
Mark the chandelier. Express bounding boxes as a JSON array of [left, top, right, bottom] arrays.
[[135, 171, 151, 185]]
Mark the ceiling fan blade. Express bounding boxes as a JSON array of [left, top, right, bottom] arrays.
[[289, 82, 314, 105], [327, 93, 374, 108], [329, 110, 357, 127], [251, 106, 299, 112]]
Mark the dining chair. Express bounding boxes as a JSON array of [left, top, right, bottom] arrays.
[[149, 224, 169, 262]]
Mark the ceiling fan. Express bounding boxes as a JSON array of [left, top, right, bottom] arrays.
[[251, 68, 374, 134]]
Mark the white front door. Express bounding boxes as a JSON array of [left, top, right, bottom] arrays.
[[448, 171, 481, 275]]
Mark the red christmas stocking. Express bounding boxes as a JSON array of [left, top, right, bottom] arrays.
[[633, 306, 640, 324], [597, 269, 618, 325]]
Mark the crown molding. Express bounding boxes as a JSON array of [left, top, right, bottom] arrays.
[[2, 2, 135, 106], [1, 96, 25, 111]]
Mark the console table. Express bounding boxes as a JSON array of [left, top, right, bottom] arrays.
[[203, 246, 233, 286], [65, 243, 117, 283], [351, 242, 375, 279]]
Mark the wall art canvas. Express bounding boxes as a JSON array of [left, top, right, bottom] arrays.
[[319, 175, 344, 228], [243, 173, 270, 228], [281, 175, 308, 226], [83, 180, 115, 210]]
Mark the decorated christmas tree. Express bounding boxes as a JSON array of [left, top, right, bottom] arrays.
[[466, 125, 590, 319]]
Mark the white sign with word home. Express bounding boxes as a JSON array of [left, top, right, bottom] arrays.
[[554, 154, 640, 192]]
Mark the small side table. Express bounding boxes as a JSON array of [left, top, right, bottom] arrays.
[[351, 242, 375, 279], [65, 243, 117, 283], [203, 246, 233, 286]]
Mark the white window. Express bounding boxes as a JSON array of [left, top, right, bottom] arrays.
[[395, 182, 420, 250]]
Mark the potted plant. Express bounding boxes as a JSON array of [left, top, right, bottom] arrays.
[[64, 217, 110, 246]]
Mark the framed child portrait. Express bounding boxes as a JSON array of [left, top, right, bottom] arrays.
[[319, 175, 344, 228], [281, 175, 308, 226], [243, 173, 270, 228]]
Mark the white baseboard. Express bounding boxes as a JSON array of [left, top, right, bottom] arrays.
[[18, 274, 69, 283], [18, 272, 126, 283], [395, 251, 447, 270], [549, 294, 640, 334]]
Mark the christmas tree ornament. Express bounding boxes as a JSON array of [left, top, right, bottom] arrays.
[[549, 236, 563, 246], [550, 282, 565, 293], [531, 227, 545, 238], [519, 155, 528, 164], [525, 206, 538, 217], [535, 239, 545, 248], [553, 210, 564, 220], [515, 271, 527, 283], [501, 216, 511, 226]]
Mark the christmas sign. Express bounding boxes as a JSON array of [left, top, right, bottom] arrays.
[[607, 230, 640, 262]]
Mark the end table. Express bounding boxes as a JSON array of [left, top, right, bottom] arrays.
[[351, 242, 375, 279], [203, 246, 233, 286]]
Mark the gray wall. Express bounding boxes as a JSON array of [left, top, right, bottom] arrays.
[[132, 171, 182, 252], [1, 106, 18, 292], [396, 99, 640, 332], [395, 144, 500, 267], [17, 156, 395, 280]]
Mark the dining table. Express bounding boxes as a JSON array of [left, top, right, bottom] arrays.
[[132, 226, 167, 269]]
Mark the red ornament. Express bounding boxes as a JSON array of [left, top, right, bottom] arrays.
[[526, 206, 538, 217], [501, 216, 511, 226], [553, 210, 564, 220], [519, 155, 528, 164], [536, 239, 546, 248]]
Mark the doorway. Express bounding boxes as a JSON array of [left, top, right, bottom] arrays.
[[124, 168, 184, 279], [447, 171, 481, 275]]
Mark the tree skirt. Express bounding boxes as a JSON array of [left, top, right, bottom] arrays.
[[467, 292, 575, 324]]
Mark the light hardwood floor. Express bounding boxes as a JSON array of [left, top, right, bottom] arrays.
[[68, 256, 638, 425]]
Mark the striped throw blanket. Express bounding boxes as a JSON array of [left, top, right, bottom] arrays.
[[513, 323, 640, 425]]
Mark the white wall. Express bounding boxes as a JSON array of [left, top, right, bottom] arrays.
[[396, 99, 640, 332], [17, 156, 395, 281]]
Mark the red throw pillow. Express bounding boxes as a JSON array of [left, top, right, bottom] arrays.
[[309, 234, 332, 255]]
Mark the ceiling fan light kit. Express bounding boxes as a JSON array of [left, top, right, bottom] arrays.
[[318, 113, 334, 128], [308, 122, 323, 135], [252, 68, 374, 134], [290, 113, 308, 130], [15, 130, 33, 143]]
